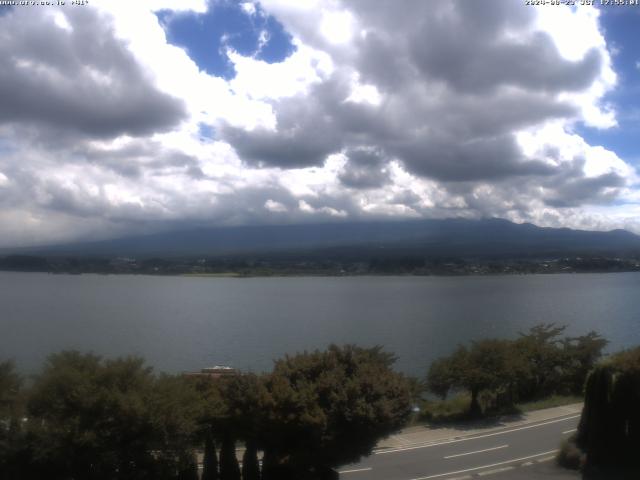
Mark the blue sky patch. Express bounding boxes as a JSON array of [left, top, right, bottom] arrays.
[[157, 0, 296, 80], [576, 7, 640, 167], [198, 123, 216, 141]]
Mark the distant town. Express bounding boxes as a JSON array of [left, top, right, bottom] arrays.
[[1, 254, 640, 276]]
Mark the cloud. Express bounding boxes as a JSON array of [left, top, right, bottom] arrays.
[[224, 0, 622, 193], [543, 169, 625, 208], [0, 7, 186, 139], [338, 148, 390, 189], [73, 140, 205, 180]]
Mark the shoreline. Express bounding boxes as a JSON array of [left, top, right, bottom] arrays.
[[1, 269, 640, 278]]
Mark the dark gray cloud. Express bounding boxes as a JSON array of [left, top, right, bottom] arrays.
[[221, 122, 340, 169], [351, 0, 601, 94], [541, 157, 626, 207], [338, 147, 390, 189], [393, 134, 555, 182], [0, 7, 186, 139], [220, 80, 345, 168], [74, 141, 203, 179], [408, 13, 602, 94]]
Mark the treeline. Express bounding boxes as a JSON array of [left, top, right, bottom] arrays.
[[2, 254, 640, 276], [426, 324, 607, 417], [0, 345, 413, 480]]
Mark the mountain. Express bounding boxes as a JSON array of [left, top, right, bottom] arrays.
[[6, 218, 640, 260]]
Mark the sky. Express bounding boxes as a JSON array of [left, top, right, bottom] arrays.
[[0, 0, 639, 247]]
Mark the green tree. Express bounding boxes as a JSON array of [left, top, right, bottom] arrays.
[[195, 373, 267, 480], [514, 323, 566, 400], [214, 373, 269, 480], [426, 340, 517, 416], [261, 345, 412, 478], [150, 373, 203, 454], [561, 331, 608, 395], [25, 351, 201, 480], [425, 357, 455, 400]]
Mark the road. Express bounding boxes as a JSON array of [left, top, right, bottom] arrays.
[[339, 412, 580, 480]]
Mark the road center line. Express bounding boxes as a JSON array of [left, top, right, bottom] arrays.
[[376, 414, 579, 455], [562, 428, 577, 434], [444, 444, 508, 459], [338, 467, 373, 474], [409, 450, 558, 480]]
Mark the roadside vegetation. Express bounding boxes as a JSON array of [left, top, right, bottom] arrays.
[[3, 325, 632, 479], [558, 345, 640, 477], [0, 346, 412, 480], [423, 324, 606, 420]]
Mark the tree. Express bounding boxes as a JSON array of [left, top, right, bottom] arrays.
[[149, 374, 203, 459], [214, 373, 266, 480], [196, 372, 268, 480], [561, 331, 608, 395], [426, 325, 609, 417], [261, 345, 412, 477], [241, 441, 260, 480], [514, 323, 566, 400], [24, 351, 201, 479], [426, 340, 517, 416], [577, 346, 640, 470], [426, 357, 455, 400], [177, 451, 199, 480], [201, 430, 219, 480], [0, 360, 23, 479], [219, 434, 241, 480], [0, 360, 21, 418]]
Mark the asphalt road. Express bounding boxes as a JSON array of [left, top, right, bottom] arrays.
[[339, 413, 580, 480]]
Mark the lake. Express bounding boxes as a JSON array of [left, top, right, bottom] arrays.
[[2, 272, 640, 377]]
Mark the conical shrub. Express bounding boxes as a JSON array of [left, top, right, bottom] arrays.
[[242, 441, 260, 480], [219, 435, 241, 480], [202, 433, 219, 480]]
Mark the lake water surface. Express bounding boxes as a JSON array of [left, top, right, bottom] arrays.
[[2, 272, 640, 377]]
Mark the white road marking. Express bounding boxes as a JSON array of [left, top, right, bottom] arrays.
[[339, 467, 373, 474], [562, 428, 577, 434], [535, 455, 556, 463], [376, 415, 579, 455], [444, 444, 508, 459], [409, 450, 558, 480], [477, 466, 514, 476]]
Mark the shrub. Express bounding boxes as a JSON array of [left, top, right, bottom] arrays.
[[556, 435, 584, 470]]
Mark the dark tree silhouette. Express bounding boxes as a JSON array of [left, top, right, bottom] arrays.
[[201, 431, 219, 480], [219, 434, 241, 480], [241, 440, 260, 480]]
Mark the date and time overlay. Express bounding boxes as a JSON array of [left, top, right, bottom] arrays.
[[0, 0, 638, 7]]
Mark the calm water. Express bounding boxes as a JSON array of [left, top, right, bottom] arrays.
[[2, 272, 640, 376]]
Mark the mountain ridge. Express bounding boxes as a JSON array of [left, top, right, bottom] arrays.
[[4, 217, 640, 260]]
